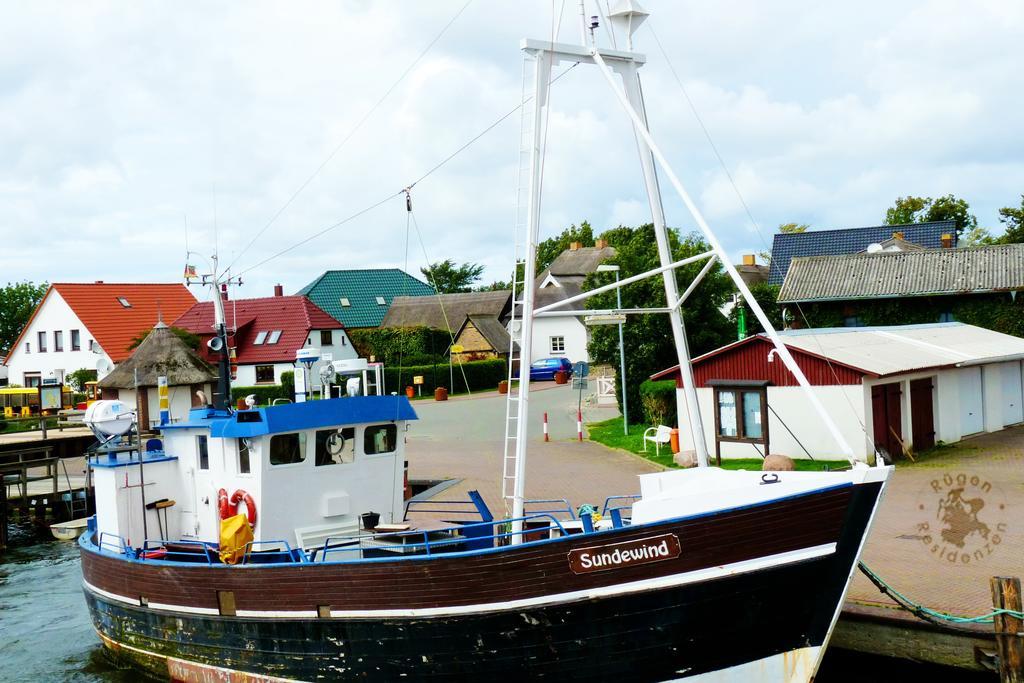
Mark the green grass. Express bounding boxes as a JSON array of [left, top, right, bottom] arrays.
[[587, 416, 841, 471], [0, 416, 60, 435]]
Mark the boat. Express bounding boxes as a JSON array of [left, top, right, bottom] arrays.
[[77, 4, 892, 681], [50, 517, 90, 541]]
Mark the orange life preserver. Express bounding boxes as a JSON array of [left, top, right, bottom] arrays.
[[217, 488, 257, 528]]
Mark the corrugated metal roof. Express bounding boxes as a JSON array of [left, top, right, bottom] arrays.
[[774, 323, 1024, 377], [298, 269, 435, 328], [767, 220, 955, 285], [778, 243, 1024, 302]]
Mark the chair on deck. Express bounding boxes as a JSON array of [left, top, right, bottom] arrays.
[[642, 425, 673, 456]]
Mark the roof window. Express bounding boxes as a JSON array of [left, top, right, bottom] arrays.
[[254, 331, 268, 345], [117, 297, 132, 308], [267, 330, 282, 344], [375, 296, 387, 305], [340, 297, 351, 307]]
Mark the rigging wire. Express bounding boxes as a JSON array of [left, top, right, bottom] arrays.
[[235, 63, 580, 279], [646, 22, 879, 456], [226, 0, 475, 273]]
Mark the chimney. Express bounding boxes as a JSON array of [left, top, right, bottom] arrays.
[[595, 238, 608, 249], [891, 231, 904, 240], [94, 280, 104, 284], [742, 254, 756, 266], [220, 283, 229, 301], [941, 233, 953, 249], [569, 241, 582, 251], [274, 284, 284, 297]]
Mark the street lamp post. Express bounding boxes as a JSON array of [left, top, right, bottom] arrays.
[[597, 265, 628, 435]]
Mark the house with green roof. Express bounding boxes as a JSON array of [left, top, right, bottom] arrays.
[[298, 269, 435, 328]]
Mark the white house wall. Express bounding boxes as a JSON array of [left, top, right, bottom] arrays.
[[233, 329, 358, 387], [3, 288, 112, 385], [116, 385, 211, 429], [529, 317, 590, 365]]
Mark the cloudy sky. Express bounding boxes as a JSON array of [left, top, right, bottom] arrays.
[[2, 1, 1021, 302]]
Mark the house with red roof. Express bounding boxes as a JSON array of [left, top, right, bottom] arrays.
[[173, 289, 357, 387], [2, 282, 197, 387]]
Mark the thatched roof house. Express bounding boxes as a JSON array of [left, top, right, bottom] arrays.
[[381, 290, 511, 332]]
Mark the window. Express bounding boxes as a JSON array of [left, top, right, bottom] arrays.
[[255, 365, 275, 384], [38, 332, 47, 353], [939, 311, 956, 323], [320, 330, 333, 346], [269, 432, 307, 465], [550, 336, 565, 353], [375, 296, 386, 305], [238, 439, 251, 474], [54, 331, 63, 352], [197, 435, 209, 470], [24, 342, 30, 354], [117, 297, 132, 308], [267, 330, 282, 344], [340, 297, 351, 307], [364, 424, 397, 455], [254, 331, 268, 345], [24, 373, 41, 388], [315, 427, 355, 466], [70, 330, 81, 351], [843, 316, 862, 327]]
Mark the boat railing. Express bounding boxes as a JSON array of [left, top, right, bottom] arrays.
[[404, 499, 482, 518], [522, 498, 577, 519], [602, 494, 640, 516], [316, 513, 568, 562], [98, 532, 130, 555], [242, 539, 305, 564], [138, 539, 217, 564]]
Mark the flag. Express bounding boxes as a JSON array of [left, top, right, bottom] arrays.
[[184, 264, 197, 279]]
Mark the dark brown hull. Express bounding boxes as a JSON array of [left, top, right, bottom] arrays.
[[80, 481, 884, 681]]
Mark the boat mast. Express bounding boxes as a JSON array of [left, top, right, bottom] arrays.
[[186, 252, 236, 411]]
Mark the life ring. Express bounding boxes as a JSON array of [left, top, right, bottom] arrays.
[[230, 489, 258, 528], [217, 487, 257, 528]]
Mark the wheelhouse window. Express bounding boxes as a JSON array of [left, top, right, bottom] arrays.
[[364, 424, 397, 455], [37, 332, 47, 352], [197, 435, 209, 470], [237, 439, 251, 474], [255, 365, 275, 384], [550, 336, 565, 353], [319, 330, 333, 346], [53, 331, 64, 352], [70, 329, 81, 351], [710, 381, 770, 465], [269, 432, 307, 465], [315, 427, 355, 466]]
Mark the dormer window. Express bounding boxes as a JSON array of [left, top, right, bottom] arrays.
[[340, 298, 351, 307], [267, 330, 282, 344], [254, 331, 268, 345], [375, 296, 386, 305], [117, 297, 132, 308]]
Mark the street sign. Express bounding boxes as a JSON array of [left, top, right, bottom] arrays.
[[413, 375, 424, 385], [573, 361, 589, 378], [584, 314, 626, 326], [451, 345, 464, 353]]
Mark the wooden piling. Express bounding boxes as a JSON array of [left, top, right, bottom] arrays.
[[991, 576, 1023, 683]]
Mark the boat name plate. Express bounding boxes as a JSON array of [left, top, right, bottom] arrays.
[[568, 533, 680, 574]]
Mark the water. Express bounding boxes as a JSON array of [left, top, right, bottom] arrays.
[[0, 532, 137, 683], [0, 529, 994, 682]]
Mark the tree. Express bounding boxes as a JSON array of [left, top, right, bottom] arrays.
[[759, 222, 808, 263], [0, 281, 48, 355], [585, 224, 733, 415], [537, 221, 595, 273], [995, 194, 1024, 244], [128, 326, 201, 351], [420, 259, 485, 293], [885, 194, 977, 237], [66, 368, 98, 392]]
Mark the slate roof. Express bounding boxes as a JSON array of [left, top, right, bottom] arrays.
[[173, 295, 341, 364], [381, 290, 512, 331], [298, 269, 435, 328], [779, 243, 1024, 303], [7, 282, 197, 363], [767, 220, 956, 285], [99, 322, 217, 389]]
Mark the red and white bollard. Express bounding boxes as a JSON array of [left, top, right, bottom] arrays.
[[577, 409, 583, 442], [543, 412, 549, 442]]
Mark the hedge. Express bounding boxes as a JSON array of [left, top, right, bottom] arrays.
[[638, 379, 678, 426], [347, 327, 452, 367], [231, 384, 291, 406], [385, 358, 507, 395]]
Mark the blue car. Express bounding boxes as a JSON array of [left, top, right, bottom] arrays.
[[529, 357, 573, 381]]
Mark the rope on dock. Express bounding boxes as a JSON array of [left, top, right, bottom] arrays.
[[858, 562, 1024, 631]]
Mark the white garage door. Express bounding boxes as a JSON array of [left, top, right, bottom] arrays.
[[958, 367, 984, 435], [1002, 361, 1024, 426]]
